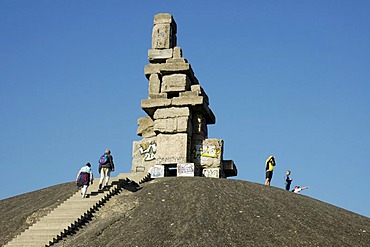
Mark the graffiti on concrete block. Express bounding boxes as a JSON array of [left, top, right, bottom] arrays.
[[149, 165, 164, 178], [177, 163, 195, 177], [139, 141, 157, 161], [202, 168, 220, 178], [155, 156, 185, 165], [201, 145, 220, 158]]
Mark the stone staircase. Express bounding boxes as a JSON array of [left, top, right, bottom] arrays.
[[117, 172, 151, 184], [5, 172, 150, 247]]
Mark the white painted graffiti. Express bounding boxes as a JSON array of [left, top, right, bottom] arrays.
[[139, 141, 157, 161], [202, 168, 220, 178]]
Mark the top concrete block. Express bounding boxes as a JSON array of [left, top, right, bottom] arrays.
[[152, 13, 177, 49], [154, 13, 177, 31]]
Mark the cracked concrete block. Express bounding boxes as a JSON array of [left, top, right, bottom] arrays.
[[148, 49, 173, 62], [137, 116, 156, 138], [155, 133, 189, 165], [154, 107, 190, 119], [154, 116, 190, 133], [162, 74, 191, 93], [200, 139, 223, 169], [148, 74, 161, 95]]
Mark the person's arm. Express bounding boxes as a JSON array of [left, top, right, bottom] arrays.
[[110, 156, 115, 171], [76, 171, 81, 183]]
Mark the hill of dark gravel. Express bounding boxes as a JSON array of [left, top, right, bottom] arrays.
[[0, 182, 78, 246], [1, 177, 369, 247]]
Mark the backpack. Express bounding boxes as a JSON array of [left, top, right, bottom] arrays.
[[98, 153, 109, 165]]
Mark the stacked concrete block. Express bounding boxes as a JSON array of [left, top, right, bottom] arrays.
[[131, 13, 237, 178], [153, 107, 191, 133], [137, 116, 155, 138], [151, 13, 177, 50]]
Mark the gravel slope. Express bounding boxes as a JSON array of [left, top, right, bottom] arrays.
[[1, 177, 369, 247], [0, 182, 77, 246]]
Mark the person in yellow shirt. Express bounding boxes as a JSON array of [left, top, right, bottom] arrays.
[[265, 156, 276, 186]]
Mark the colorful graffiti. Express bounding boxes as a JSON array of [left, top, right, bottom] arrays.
[[139, 141, 157, 161], [201, 145, 220, 158], [193, 143, 221, 160]]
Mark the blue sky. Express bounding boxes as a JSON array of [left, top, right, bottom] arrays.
[[1, 1, 369, 217]]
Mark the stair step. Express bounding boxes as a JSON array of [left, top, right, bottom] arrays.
[[6, 241, 52, 247], [19, 231, 62, 238], [12, 234, 55, 242], [28, 226, 72, 233], [53, 206, 93, 211], [28, 220, 74, 228]]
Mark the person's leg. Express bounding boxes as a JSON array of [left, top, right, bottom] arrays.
[[99, 168, 107, 189], [265, 171, 269, 185], [269, 171, 273, 185], [265, 171, 272, 186], [81, 185, 88, 198], [103, 169, 111, 187]]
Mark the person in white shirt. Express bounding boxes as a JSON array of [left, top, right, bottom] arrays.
[[76, 162, 94, 198], [292, 185, 309, 194]]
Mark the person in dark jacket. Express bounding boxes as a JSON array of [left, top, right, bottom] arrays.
[[98, 149, 115, 190], [76, 162, 94, 198], [285, 170, 293, 191]]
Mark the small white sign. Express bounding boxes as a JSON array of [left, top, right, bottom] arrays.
[[177, 163, 195, 177], [149, 165, 164, 178]]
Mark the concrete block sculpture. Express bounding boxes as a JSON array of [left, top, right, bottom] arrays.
[[131, 13, 237, 178]]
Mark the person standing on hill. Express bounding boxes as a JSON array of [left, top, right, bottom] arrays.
[[98, 149, 115, 190], [285, 170, 293, 191], [265, 156, 276, 186], [76, 162, 94, 198]]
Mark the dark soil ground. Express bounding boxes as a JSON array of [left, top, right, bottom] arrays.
[[0, 182, 78, 246], [1, 177, 369, 247]]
